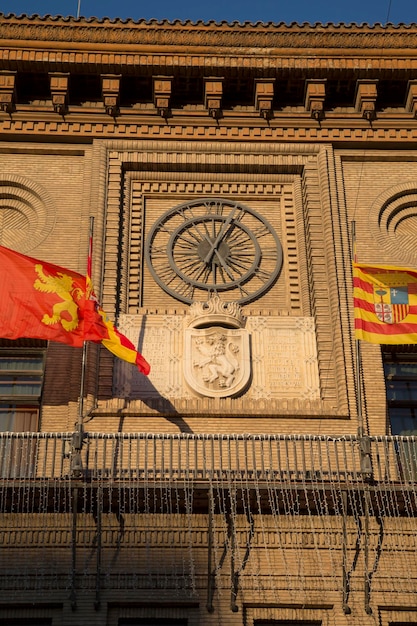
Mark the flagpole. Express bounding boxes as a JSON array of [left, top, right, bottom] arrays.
[[71, 216, 94, 477], [351, 220, 364, 437], [351, 221, 373, 495], [79, 216, 94, 425]]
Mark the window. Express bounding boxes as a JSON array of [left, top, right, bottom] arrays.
[[383, 348, 417, 480], [109, 603, 197, 626], [383, 349, 417, 435], [119, 621, 187, 626], [0, 341, 46, 478], [0, 341, 46, 432], [254, 622, 321, 626], [0, 621, 52, 625]]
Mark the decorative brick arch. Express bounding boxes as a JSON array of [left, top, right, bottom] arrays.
[[369, 182, 417, 267], [0, 174, 56, 252]]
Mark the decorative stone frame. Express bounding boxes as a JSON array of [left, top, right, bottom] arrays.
[[99, 141, 354, 418]]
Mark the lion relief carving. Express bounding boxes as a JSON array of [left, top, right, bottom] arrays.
[[184, 326, 250, 399], [193, 332, 240, 388]]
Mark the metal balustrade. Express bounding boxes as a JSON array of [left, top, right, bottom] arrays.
[[0, 432, 416, 484]]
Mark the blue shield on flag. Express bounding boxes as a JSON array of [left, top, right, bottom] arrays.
[[373, 285, 409, 324]]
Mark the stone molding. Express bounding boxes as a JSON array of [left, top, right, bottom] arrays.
[[1, 16, 417, 52], [1, 48, 417, 76], [2, 119, 417, 143]]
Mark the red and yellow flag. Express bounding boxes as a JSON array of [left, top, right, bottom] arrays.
[[353, 262, 417, 344], [0, 245, 150, 374], [95, 306, 150, 374], [85, 235, 150, 375]]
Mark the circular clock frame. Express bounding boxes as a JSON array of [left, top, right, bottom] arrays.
[[145, 197, 283, 304]]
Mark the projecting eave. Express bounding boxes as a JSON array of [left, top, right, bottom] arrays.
[[0, 12, 417, 54], [1, 12, 417, 27]]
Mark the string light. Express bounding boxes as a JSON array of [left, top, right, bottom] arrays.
[[1, 432, 417, 605]]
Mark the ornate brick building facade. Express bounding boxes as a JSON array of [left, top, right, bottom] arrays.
[[1, 13, 417, 626]]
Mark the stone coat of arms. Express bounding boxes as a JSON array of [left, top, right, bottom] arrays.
[[184, 296, 250, 398]]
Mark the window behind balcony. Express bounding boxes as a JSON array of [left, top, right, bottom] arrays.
[[0, 340, 46, 432], [0, 617, 52, 626], [254, 621, 321, 625], [383, 348, 417, 435], [118, 620, 188, 625]]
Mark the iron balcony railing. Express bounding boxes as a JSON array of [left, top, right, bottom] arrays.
[[0, 432, 416, 484]]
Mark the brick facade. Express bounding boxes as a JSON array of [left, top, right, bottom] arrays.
[[1, 14, 417, 626]]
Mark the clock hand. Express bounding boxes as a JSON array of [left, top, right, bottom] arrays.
[[203, 206, 237, 265], [213, 248, 235, 281]]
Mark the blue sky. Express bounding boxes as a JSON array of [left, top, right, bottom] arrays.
[[0, 0, 416, 24]]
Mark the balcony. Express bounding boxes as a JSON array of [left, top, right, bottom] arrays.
[[0, 432, 416, 609], [0, 432, 416, 513], [0, 431, 415, 479]]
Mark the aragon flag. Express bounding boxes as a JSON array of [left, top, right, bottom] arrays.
[[0, 245, 150, 375], [353, 262, 417, 344]]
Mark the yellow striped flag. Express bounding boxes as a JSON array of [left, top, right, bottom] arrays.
[[353, 262, 417, 344]]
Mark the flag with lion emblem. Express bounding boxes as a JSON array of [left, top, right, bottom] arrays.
[[0, 245, 150, 374]]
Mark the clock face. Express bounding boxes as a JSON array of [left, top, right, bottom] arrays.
[[145, 198, 283, 304]]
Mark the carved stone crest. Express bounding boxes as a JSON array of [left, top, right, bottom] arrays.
[[184, 296, 250, 398]]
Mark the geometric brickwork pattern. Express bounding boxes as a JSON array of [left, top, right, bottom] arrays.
[[0, 174, 55, 252]]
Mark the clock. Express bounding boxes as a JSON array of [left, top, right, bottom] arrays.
[[145, 198, 283, 304]]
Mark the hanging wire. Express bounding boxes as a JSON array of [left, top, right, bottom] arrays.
[[385, 0, 392, 23]]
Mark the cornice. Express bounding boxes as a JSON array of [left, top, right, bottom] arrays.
[[3, 49, 417, 76], [0, 14, 417, 52], [1, 117, 417, 144]]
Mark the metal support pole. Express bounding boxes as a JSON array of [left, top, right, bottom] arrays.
[[364, 489, 372, 615], [70, 487, 79, 610], [229, 492, 239, 613], [341, 490, 351, 614], [206, 484, 215, 613], [94, 487, 102, 610], [355, 339, 364, 437]]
